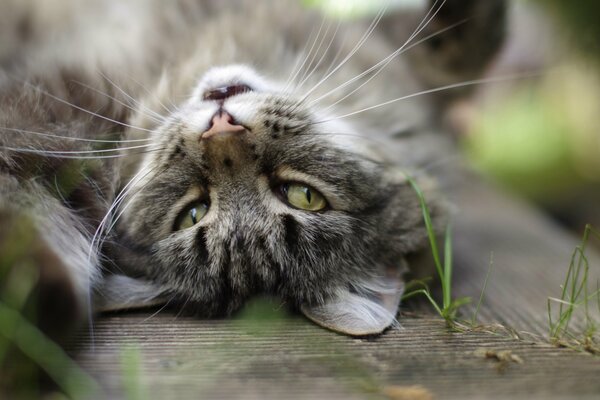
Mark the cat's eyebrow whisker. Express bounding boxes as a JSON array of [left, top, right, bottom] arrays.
[[22, 81, 154, 133], [299, 6, 387, 101], [0, 126, 153, 143], [100, 171, 163, 251], [89, 164, 163, 262], [313, 72, 542, 124], [70, 79, 166, 125]]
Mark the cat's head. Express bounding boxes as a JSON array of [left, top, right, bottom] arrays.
[[108, 0, 506, 336], [114, 64, 431, 336]]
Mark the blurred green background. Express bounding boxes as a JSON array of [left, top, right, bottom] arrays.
[[309, 0, 600, 230], [465, 0, 600, 230]]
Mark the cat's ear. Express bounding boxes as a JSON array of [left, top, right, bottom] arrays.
[[300, 273, 404, 336], [94, 275, 170, 312], [382, 0, 506, 99]]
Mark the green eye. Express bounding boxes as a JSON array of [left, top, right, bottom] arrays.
[[175, 202, 209, 231], [282, 183, 327, 211]]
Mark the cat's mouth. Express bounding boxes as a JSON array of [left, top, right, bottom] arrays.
[[203, 84, 252, 102]]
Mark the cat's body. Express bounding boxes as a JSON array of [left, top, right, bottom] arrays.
[[0, 0, 505, 339]]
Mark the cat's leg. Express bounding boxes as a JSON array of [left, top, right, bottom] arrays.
[[0, 175, 100, 343], [381, 0, 506, 104], [0, 69, 121, 343]]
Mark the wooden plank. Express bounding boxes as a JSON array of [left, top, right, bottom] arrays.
[[437, 168, 600, 336], [66, 170, 600, 399], [69, 313, 600, 400]]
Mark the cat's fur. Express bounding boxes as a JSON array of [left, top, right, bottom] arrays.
[[0, 0, 505, 339]]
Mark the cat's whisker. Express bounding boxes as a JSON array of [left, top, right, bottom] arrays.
[[70, 79, 166, 125], [296, 18, 341, 91], [97, 71, 171, 122], [22, 81, 154, 133], [284, 14, 328, 94], [0, 145, 166, 160], [314, 72, 542, 123], [317, 18, 467, 113], [173, 294, 192, 321], [120, 71, 180, 115], [89, 164, 163, 262], [0, 126, 152, 143], [285, 2, 449, 116], [295, 18, 333, 88], [308, 130, 389, 149], [299, 6, 387, 101], [309, 1, 458, 108], [320, 27, 350, 82], [5, 142, 160, 155], [138, 295, 177, 324]]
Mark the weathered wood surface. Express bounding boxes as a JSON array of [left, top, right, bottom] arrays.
[[70, 313, 600, 400], [69, 176, 600, 399]]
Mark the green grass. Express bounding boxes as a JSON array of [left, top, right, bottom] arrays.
[[547, 224, 600, 353], [121, 344, 146, 400], [0, 302, 99, 398], [402, 177, 470, 326]]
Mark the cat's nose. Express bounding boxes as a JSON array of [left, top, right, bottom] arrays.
[[201, 110, 246, 140]]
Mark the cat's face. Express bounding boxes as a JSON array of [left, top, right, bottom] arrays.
[[117, 65, 428, 335]]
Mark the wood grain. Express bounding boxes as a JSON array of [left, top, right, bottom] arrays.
[[67, 170, 600, 399], [69, 314, 600, 400]]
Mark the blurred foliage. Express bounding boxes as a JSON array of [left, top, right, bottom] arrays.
[[465, 0, 600, 224], [531, 0, 600, 60], [303, 0, 419, 17], [466, 62, 600, 204]]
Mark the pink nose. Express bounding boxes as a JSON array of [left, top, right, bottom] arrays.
[[201, 111, 246, 140]]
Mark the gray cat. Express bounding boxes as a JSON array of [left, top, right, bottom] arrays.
[[0, 0, 505, 339]]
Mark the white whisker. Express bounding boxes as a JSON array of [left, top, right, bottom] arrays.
[[1, 146, 165, 159], [315, 72, 542, 123], [88, 164, 161, 264], [299, 6, 387, 100], [284, 14, 328, 93], [71, 79, 166, 125], [1, 142, 160, 155], [0, 126, 152, 143], [23, 81, 153, 133], [296, 18, 340, 90], [311, 1, 457, 109], [296, 18, 342, 91], [121, 71, 179, 114]]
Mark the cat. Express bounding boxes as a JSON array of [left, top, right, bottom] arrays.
[[0, 0, 505, 340]]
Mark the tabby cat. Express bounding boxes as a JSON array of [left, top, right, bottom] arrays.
[[0, 0, 505, 339]]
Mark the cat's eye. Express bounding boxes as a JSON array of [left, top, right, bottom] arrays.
[[280, 183, 327, 211], [174, 202, 209, 231]]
